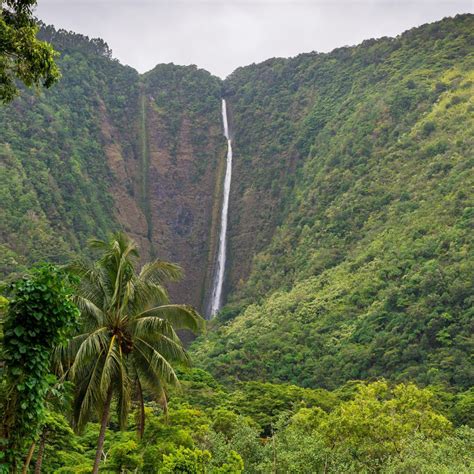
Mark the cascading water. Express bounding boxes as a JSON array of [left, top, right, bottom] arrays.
[[209, 99, 233, 317]]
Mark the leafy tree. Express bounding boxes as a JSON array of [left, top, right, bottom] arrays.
[[0, 264, 78, 472], [31, 410, 76, 473], [451, 388, 474, 428], [59, 232, 205, 473], [384, 427, 474, 474], [271, 380, 454, 472], [28, 379, 75, 473], [159, 447, 211, 474], [227, 381, 338, 434], [320, 381, 452, 467], [0, 1, 60, 103], [108, 439, 143, 473]]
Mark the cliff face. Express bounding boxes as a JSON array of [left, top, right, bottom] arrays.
[[0, 31, 224, 312], [139, 65, 224, 308]]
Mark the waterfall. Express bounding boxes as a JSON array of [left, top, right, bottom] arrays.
[[210, 99, 233, 317]]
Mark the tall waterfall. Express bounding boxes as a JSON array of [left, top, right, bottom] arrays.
[[210, 99, 233, 317]]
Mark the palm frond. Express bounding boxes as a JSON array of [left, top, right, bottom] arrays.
[[134, 338, 180, 386], [70, 328, 110, 380], [138, 260, 183, 284], [67, 262, 108, 310], [134, 325, 191, 364], [53, 332, 90, 371], [128, 280, 170, 314], [119, 280, 135, 314], [132, 352, 165, 395], [150, 334, 191, 365], [133, 305, 205, 334], [130, 316, 178, 341], [72, 351, 105, 432], [73, 296, 105, 328], [99, 335, 121, 398]]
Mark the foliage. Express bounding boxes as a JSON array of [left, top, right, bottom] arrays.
[[194, 14, 474, 390], [0, 1, 60, 103], [0, 13, 473, 474], [58, 232, 204, 472], [451, 388, 474, 428], [32, 374, 473, 473], [319, 381, 452, 466], [383, 427, 474, 474], [159, 447, 212, 473], [0, 264, 78, 470], [108, 439, 143, 472], [226, 381, 338, 435], [0, 24, 140, 277]]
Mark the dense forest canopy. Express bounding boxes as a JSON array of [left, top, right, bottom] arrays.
[[0, 1, 60, 102], [0, 11, 473, 473]]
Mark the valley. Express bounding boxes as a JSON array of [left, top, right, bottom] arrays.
[[0, 11, 473, 473]]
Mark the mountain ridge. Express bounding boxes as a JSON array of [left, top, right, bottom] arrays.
[[1, 15, 473, 388]]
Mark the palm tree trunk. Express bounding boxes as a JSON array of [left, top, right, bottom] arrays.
[[22, 442, 35, 474], [136, 378, 145, 439], [92, 388, 113, 474], [34, 431, 47, 474]]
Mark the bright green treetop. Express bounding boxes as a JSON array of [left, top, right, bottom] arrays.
[[0, 0, 60, 103]]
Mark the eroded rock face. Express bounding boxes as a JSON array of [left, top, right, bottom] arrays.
[[98, 98, 152, 259], [97, 65, 225, 312], [141, 82, 225, 310]]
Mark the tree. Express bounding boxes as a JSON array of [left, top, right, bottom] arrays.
[[0, 0, 60, 103], [319, 381, 453, 467], [28, 379, 75, 474], [159, 447, 211, 474], [59, 232, 205, 474], [1, 264, 79, 472]]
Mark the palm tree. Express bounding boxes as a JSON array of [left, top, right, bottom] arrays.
[[58, 232, 205, 474]]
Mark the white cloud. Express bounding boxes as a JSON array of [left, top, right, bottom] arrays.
[[36, 1, 473, 77]]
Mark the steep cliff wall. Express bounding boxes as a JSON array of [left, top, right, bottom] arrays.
[[140, 65, 224, 308], [0, 30, 225, 312]]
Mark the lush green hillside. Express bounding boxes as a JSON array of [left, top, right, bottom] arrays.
[[193, 14, 474, 390], [0, 27, 224, 311], [1, 16, 473, 388], [0, 28, 135, 274]]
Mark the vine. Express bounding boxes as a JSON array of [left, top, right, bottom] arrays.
[[0, 264, 79, 472]]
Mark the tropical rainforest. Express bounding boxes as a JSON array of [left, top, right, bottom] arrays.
[[0, 3, 473, 472]]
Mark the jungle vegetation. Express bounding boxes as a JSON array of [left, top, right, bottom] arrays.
[[0, 10, 473, 474], [0, 1, 60, 103]]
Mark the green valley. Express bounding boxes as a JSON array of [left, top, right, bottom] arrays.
[[1, 8, 473, 473]]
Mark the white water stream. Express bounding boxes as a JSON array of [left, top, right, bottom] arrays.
[[210, 99, 233, 317]]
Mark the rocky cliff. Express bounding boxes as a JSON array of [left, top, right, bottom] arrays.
[[0, 29, 225, 312]]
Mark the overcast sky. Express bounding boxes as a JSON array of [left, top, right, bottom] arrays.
[[36, 1, 473, 78]]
